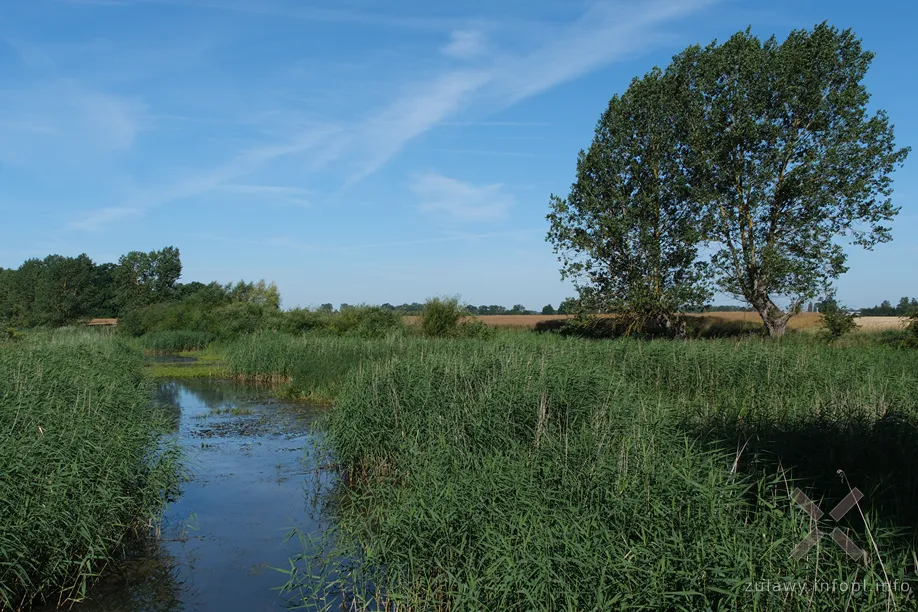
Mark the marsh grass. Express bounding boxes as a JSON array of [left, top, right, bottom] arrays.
[[0, 333, 181, 610], [138, 330, 216, 353], [264, 334, 918, 610]]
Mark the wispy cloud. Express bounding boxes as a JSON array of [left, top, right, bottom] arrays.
[[331, 0, 717, 183], [43, 0, 718, 230], [193, 228, 539, 253], [442, 29, 487, 59], [0, 81, 146, 167], [68, 207, 142, 230], [437, 148, 536, 157], [218, 184, 312, 207], [412, 172, 514, 222], [67, 0, 460, 29], [67, 124, 340, 230]]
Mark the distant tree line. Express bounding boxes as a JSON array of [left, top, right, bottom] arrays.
[[0, 247, 282, 335], [858, 297, 918, 316], [0, 247, 183, 328]]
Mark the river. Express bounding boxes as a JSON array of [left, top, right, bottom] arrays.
[[61, 377, 332, 611]]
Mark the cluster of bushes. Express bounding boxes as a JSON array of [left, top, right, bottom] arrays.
[[124, 294, 495, 352], [535, 313, 765, 339]]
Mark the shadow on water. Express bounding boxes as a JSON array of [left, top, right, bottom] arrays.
[[56, 377, 337, 612]]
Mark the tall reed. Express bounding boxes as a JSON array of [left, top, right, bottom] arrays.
[[278, 335, 918, 610], [0, 333, 181, 610]]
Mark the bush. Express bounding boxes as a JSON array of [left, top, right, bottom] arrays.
[[331, 305, 405, 339], [819, 301, 859, 340], [455, 316, 494, 339], [901, 313, 918, 348], [419, 296, 465, 337]]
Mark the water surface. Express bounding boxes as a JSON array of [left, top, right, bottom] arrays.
[[63, 377, 332, 611]]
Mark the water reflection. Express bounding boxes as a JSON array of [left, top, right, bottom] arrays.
[[62, 379, 330, 612]]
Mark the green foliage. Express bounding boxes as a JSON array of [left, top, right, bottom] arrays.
[[138, 330, 216, 353], [677, 23, 909, 335], [0, 255, 118, 328], [418, 296, 465, 338], [819, 298, 860, 340], [223, 332, 414, 401], [540, 304, 555, 315], [548, 66, 710, 334], [277, 335, 918, 610], [861, 297, 918, 316], [114, 246, 182, 313], [0, 333, 181, 609], [328, 305, 405, 338], [455, 316, 495, 339], [550, 23, 909, 337], [900, 313, 918, 349], [556, 296, 579, 315]]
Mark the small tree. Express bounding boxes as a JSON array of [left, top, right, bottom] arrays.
[[819, 296, 859, 340], [548, 69, 710, 337], [419, 296, 464, 337], [541, 304, 555, 315]]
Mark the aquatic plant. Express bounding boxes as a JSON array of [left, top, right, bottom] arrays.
[[0, 334, 181, 609]]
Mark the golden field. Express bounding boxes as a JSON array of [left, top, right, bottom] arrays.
[[405, 312, 910, 331]]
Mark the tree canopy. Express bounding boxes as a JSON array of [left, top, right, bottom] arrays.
[[548, 22, 909, 336]]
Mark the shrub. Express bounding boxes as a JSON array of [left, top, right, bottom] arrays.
[[331, 305, 405, 339], [819, 301, 859, 340], [419, 296, 465, 337]]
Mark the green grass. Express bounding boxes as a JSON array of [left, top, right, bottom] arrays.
[[223, 331, 430, 402], [137, 329, 216, 353], [248, 332, 918, 610], [0, 331, 181, 610]]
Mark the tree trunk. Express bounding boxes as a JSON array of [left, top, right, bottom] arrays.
[[750, 285, 794, 338], [759, 311, 789, 338]]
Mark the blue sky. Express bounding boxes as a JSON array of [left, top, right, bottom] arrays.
[[1, 0, 914, 310]]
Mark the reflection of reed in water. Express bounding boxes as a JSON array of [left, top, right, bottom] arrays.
[[33, 538, 193, 612]]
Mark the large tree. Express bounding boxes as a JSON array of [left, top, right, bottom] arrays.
[[548, 23, 909, 337], [33, 254, 99, 327], [547, 68, 710, 336], [676, 23, 909, 336], [114, 246, 182, 313]]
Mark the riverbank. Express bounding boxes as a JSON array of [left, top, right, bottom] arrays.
[[220, 331, 918, 610], [0, 331, 181, 610]]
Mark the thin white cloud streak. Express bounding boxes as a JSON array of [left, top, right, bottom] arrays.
[[217, 184, 312, 207], [69, 207, 142, 230], [68, 125, 340, 230], [412, 172, 515, 222], [192, 229, 539, 253], [442, 29, 488, 59], [68, 0, 461, 29], [61, 0, 718, 229], [437, 148, 536, 157], [0, 82, 146, 167], [333, 0, 718, 184]]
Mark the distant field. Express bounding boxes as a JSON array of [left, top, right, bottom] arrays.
[[406, 312, 909, 331]]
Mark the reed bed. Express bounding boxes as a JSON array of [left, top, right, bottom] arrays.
[[137, 329, 216, 353], [0, 332, 181, 610], [249, 333, 918, 610]]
